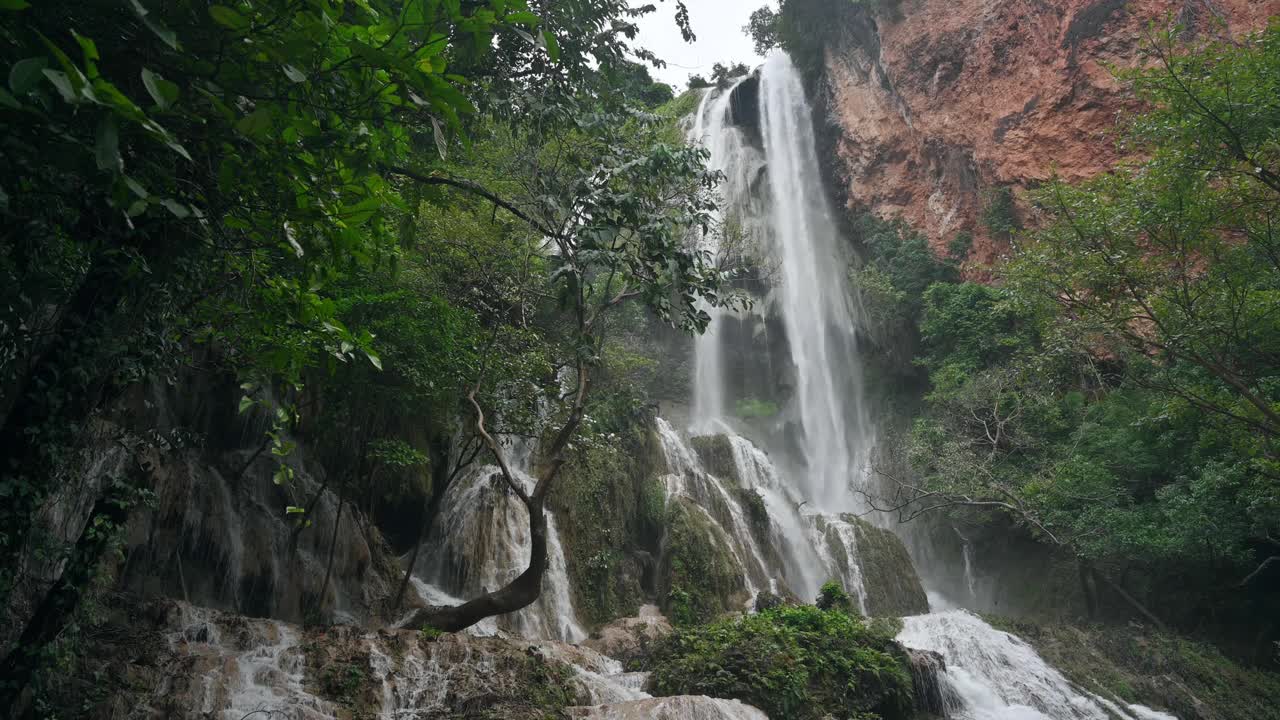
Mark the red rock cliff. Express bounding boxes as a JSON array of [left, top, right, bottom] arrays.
[[823, 0, 1279, 266]]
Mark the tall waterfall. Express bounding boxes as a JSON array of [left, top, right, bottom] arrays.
[[690, 52, 874, 511], [758, 51, 874, 510], [681, 50, 1183, 720]]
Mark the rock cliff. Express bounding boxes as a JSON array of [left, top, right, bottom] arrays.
[[822, 0, 1280, 266]]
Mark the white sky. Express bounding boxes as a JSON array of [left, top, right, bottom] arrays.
[[632, 0, 773, 89]]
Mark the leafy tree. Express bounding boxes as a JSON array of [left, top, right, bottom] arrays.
[[0, 0, 721, 706], [745, 6, 781, 56], [875, 24, 1280, 636]]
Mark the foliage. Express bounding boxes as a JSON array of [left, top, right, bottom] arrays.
[[735, 397, 780, 419], [0, 0, 736, 701], [885, 23, 1280, 643], [744, 6, 781, 56], [816, 580, 854, 612], [981, 186, 1021, 239], [649, 604, 914, 720]]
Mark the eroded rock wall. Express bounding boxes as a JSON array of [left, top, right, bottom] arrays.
[[824, 0, 1280, 266]]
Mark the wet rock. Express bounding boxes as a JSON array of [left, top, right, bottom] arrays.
[[689, 434, 739, 486], [582, 605, 673, 667], [568, 695, 770, 720]]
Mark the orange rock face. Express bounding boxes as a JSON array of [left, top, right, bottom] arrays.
[[824, 0, 1279, 268]]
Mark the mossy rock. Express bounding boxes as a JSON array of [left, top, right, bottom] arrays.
[[657, 497, 748, 626], [985, 617, 1280, 720], [849, 516, 929, 617], [817, 515, 928, 617], [689, 434, 739, 485]]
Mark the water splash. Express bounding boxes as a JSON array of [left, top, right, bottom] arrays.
[[899, 611, 1177, 720]]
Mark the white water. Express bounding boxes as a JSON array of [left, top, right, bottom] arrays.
[[414, 434, 586, 643], [688, 80, 770, 431], [900, 611, 1178, 720], [679, 49, 1181, 720], [758, 51, 875, 510]]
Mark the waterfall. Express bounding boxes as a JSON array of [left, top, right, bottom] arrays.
[[688, 80, 768, 432], [899, 611, 1178, 720], [679, 49, 1182, 720], [758, 51, 875, 510], [414, 437, 586, 643]]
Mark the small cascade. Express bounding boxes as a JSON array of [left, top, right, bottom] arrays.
[[166, 604, 336, 720], [415, 444, 586, 643], [569, 696, 770, 720], [809, 514, 871, 614], [898, 611, 1177, 720]]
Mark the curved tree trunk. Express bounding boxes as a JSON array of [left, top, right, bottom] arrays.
[[402, 494, 549, 632]]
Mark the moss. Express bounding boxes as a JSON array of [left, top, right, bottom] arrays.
[[302, 631, 382, 720], [658, 497, 747, 626], [736, 487, 769, 541], [845, 515, 929, 617], [648, 604, 915, 720], [551, 432, 648, 628], [984, 617, 1280, 720], [657, 89, 703, 120], [689, 433, 739, 485]]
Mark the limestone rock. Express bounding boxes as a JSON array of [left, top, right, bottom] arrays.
[[568, 696, 770, 720], [582, 604, 673, 665]]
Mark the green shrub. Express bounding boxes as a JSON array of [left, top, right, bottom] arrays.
[[816, 579, 854, 612], [735, 397, 780, 419], [649, 604, 914, 720]]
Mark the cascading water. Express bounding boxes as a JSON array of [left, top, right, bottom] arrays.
[[688, 78, 769, 431], [680, 49, 1184, 720], [757, 51, 876, 510], [411, 436, 586, 643], [899, 611, 1178, 720]]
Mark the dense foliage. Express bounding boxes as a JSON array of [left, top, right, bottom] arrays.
[[863, 23, 1280, 652], [0, 0, 729, 709], [648, 603, 913, 720]]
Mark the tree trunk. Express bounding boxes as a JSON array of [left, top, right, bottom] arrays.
[[1091, 566, 1168, 632], [0, 479, 134, 716], [402, 494, 548, 632]]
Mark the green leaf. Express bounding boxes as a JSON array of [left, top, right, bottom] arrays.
[[505, 10, 539, 26], [541, 30, 560, 63], [42, 69, 77, 103], [282, 64, 306, 83], [95, 114, 122, 172], [238, 396, 255, 414], [140, 68, 178, 109], [129, 0, 180, 50], [236, 108, 273, 137], [0, 0, 31, 10], [285, 505, 306, 515], [365, 349, 383, 371], [160, 198, 190, 218], [0, 86, 18, 109], [209, 5, 250, 31], [9, 57, 47, 95]]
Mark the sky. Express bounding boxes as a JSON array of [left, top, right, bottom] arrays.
[[632, 0, 772, 89]]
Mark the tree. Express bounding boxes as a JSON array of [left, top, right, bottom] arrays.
[[0, 0, 716, 706], [397, 101, 738, 633], [745, 6, 780, 56]]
